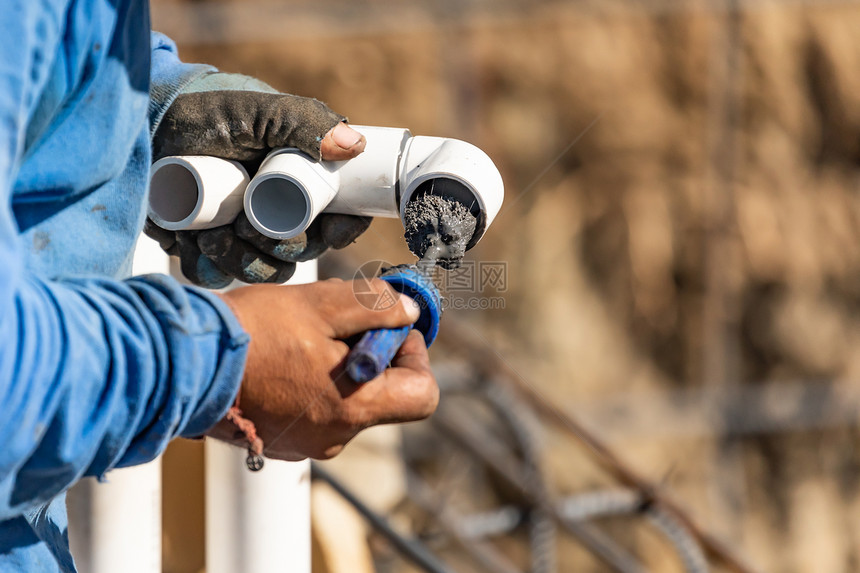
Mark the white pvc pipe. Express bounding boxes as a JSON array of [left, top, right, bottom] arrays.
[[67, 459, 162, 573], [205, 260, 316, 573], [205, 444, 311, 573], [244, 151, 340, 240], [67, 234, 170, 573], [149, 156, 249, 231]]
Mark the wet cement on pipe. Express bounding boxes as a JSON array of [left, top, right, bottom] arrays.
[[403, 194, 477, 270]]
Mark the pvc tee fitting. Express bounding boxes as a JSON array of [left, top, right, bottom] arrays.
[[149, 126, 504, 251]]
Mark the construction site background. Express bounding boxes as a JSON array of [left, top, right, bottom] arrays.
[[152, 1, 860, 571]]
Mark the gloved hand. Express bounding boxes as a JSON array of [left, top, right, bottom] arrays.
[[147, 72, 371, 288]]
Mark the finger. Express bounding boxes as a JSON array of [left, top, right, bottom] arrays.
[[197, 226, 296, 284], [263, 95, 345, 160], [292, 219, 329, 262], [320, 214, 372, 249], [234, 212, 310, 262], [351, 331, 438, 425], [234, 213, 329, 263], [312, 278, 421, 339], [175, 233, 234, 289], [390, 329, 433, 373], [320, 123, 366, 161], [143, 218, 179, 256]]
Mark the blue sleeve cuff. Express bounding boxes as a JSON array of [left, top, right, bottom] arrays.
[[178, 285, 249, 438], [149, 31, 216, 137], [0, 272, 250, 516], [108, 276, 250, 468]]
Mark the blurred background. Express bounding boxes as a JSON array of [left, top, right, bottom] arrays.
[[150, 0, 860, 571]]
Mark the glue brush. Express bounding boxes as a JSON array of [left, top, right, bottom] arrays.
[[344, 195, 478, 383]]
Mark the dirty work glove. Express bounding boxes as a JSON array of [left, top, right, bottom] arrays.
[[147, 72, 371, 288]]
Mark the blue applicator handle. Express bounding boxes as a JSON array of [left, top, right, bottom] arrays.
[[347, 326, 411, 383], [346, 265, 442, 383]]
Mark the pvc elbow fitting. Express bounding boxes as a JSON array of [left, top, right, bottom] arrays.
[[148, 126, 505, 250], [397, 133, 504, 250]]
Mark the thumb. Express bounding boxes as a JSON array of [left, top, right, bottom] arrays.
[[313, 279, 421, 339], [154, 91, 347, 162], [260, 93, 347, 160], [348, 330, 439, 425], [320, 123, 366, 161]]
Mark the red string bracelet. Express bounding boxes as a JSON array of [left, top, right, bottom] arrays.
[[226, 405, 265, 472]]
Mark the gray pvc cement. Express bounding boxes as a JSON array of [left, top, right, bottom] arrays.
[[403, 194, 477, 270]]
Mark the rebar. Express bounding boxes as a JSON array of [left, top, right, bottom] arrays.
[[433, 406, 648, 573], [483, 383, 557, 573], [407, 469, 524, 573], [311, 463, 455, 573], [440, 316, 759, 573]]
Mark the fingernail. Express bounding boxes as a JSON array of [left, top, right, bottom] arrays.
[[399, 293, 421, 321], [331, 123, 364, 150]]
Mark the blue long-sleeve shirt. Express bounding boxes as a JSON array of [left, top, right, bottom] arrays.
[[0, 2, 249, 570]]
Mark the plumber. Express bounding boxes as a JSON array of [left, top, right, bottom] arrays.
[[0, 2, 439, 571]]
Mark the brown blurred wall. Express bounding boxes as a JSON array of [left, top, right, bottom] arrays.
[[154, 1, 860, 571]]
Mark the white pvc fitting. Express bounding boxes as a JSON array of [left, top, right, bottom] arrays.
[[323, 126, 411, 217], [244, 126, 504, 248], [244, 126, 409, 240], [148, 156, 249, 231], [398, 136, 504, 249], [243, 150, 340, 240]]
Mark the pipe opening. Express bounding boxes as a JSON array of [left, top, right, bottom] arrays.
[[408, 178, 486, 249], [247, 177, 310, 236], [150, 163, 199, 224]]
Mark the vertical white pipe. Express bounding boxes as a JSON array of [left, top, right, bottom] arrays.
[[67, 460, 162, 573], [68, 234, 169, 573], [205, 261, 316, 573]]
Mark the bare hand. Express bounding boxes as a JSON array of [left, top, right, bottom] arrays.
[[208, 278, 439, 460]]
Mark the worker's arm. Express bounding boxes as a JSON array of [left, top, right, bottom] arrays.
[[0, 5, 250, 520]]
